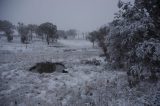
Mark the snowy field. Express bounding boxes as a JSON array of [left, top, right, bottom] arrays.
[[0, 37, 159, 106]]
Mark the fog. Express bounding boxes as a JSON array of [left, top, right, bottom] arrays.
[[0, 0, 121, 32], [0, 0, 159, 105]]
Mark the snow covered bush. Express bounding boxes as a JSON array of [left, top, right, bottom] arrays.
[[104, 0, 160, 85]]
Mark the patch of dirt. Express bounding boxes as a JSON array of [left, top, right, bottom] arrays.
[[48, 45, 64, 48], [81, 58, 101, 66], [29, 62, 67, 74], [63, 49, 77, 52]]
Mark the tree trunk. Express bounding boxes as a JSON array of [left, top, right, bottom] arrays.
[[93, 42, 94, 48], [46, 35, 49, 45], [26, 43, 27, 49]]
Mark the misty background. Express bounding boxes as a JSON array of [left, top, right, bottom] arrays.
[[0, 0, 123, 32], [0, 0, 160, 105]]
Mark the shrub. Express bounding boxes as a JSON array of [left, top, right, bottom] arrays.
[[103, 0, 160, 85]]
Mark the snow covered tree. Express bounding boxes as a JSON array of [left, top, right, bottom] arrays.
[[39, 22, 57, 45], [0, 20, 14, 42], [88, 26, 109, 56], [135, 0, 160, 35], [57, 30, 67, 39], [87, 31, 98, 47], [27, 24, 38, 41], [96, 26, 109, 58], [5, 30, 13, 42], [17, 23, 30, 44], [105, 0, 160, 86], [117, 0, 123, 9], [35, 26, 44, 40], [66, 29, 77, 39]]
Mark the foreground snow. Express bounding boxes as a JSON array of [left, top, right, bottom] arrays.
[[0, 38, 159, 106]]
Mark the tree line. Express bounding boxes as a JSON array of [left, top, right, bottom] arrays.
[[0, 21, 77, 44]]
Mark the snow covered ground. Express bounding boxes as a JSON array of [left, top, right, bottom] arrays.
[[0, 37, 159, 106]]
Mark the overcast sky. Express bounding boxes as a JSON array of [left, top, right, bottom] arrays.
[[0, 0, 125, 32]]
